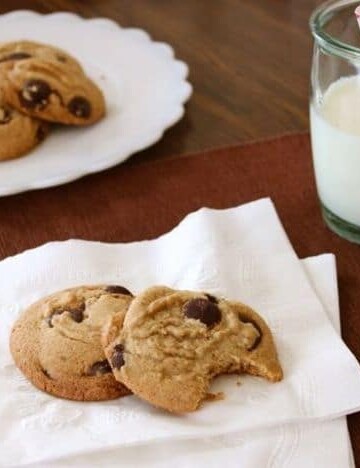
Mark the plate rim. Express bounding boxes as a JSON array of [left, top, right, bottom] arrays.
[[0, 10, 193, 196]]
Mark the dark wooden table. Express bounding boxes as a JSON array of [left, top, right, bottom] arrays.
[[1, 0, 322, 162]]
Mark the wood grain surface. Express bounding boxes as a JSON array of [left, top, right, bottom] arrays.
[[0, 0, 323, 162]]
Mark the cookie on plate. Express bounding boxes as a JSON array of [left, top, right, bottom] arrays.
[[103, 286, 283, 413], [0, 58, 105, 125], [0, 98, 48, 161], [10, 285, 133, 401], [0, 40, 83, 72]]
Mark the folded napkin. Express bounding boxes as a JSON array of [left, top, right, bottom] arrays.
[[33, 254, 355, 467], [0, 198, 359, 466]]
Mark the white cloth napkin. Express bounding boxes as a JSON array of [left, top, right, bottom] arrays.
[[0, 198, 359, 466]]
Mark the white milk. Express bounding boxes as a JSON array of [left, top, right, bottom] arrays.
[[310, 75, 360, 226]]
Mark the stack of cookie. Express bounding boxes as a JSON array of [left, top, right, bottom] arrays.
[[10, 284, 283, 413], [0, 40, 105, 161]]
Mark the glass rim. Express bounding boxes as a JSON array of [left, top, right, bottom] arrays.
[[310, 0, 360, 60]]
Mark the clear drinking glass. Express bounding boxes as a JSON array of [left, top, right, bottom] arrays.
[[310, 0, 360, 243]]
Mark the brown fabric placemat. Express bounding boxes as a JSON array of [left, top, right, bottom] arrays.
[[1, 133, 359, 461]]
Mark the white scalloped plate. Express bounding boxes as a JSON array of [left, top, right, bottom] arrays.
[[0, 11, 192, 196]]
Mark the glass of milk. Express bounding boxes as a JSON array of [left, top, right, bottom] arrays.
[[310, 0, 360, 243]]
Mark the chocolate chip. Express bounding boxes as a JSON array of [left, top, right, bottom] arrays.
[[45, 303, 85, 326], [20, 79, 51, 108], [36, 124, 46, 142], [0, 52, 31, 63], [68, 96, 91, 118], [239, 316, 262, 351], [111, 344, 125, 369], [183, 298, 221, 327], [69, 303, 85, 323], [249, 334, 261, 351], [205, 294, 218, 304], [56, 54, 67, 63], [0, 107, 11, 125], [105, 285, 133, 296], [45, 307, 63, 327], [87, 359, 112, 376]]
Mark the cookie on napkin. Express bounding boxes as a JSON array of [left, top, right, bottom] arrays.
[[103, 286, 283, 413], [10, 285, 133, 401]]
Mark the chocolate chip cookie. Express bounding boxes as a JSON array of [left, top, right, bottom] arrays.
[[103, 286, 283, 413], [10, 285, 133, 401], [0, 57, 105, 125], [0, 97, 48, 161], [0, 40, 83, 72]]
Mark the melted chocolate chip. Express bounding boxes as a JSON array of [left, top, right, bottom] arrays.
[[111, 344, 125, 369], [249, 335, 262, 351], [87, 359, 112, 376], [0, 107, 12, 125], [183, 298, 221, 327], [46, 303, 85, 327], [69, 303, 85, 323], [0, 52, 31, 63], [36, 124, 46, 142], [20, 79, 51, 108], [56, 54, 67, 63], [205, 294, 218, 304], [105, 285, 133, 296], [239, 316, 262, 351], [45, 308, 63, 327], [68, 96, 91, 118]]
